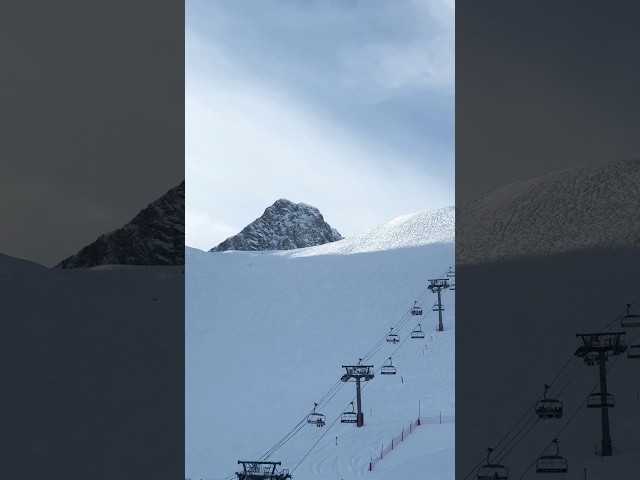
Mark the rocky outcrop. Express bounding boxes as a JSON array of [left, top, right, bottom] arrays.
[[55, 181, 184, 268], [210, 199, 342, 252]]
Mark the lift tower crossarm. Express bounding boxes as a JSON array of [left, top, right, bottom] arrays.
[[341, 365, 374, 427], [428, 278, 450, 331]]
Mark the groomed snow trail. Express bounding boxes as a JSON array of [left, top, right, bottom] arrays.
[[186, 209, 455, 479]]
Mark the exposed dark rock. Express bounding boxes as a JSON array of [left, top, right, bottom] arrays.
[[210, 199, 342, 252], [55, 181, 184, 268]]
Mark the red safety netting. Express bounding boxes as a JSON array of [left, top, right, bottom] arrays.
[[368, 414, 455, 471]]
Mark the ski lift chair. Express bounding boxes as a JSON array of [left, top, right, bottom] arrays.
[[386, 327, 400, 343], [621, 303, 640, 328], [536, 439, 568, 473], [627, 344, 640, 359], [411, 301, 423, 316], [307, 403, 325, 427], [411, 324, 425, 339], [381, 357, 397, 375], [477, 448, 508, 480], [535, 385, 563, 419], [341, 402, 357, 423], [586, 393, 615, 408]]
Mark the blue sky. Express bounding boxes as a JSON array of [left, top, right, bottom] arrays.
[[186, 0, 454, 250]]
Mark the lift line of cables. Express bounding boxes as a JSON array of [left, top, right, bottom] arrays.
[[290, 282, 455, 473], [360, 267, 453, 363], [260, 266, 446, 468], [515, 328, 640, 480], [502, 305, 640, 476], [492, 356, 586, 467], [221, 271, 456, 478], [461, 298, 640, 480]]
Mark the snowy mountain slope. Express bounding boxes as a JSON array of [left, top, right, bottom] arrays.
[[56, 181, 185, 268], [283, 206, 454, 258], [210, 199, 342, 252], [1, 254, 184, 479], [457, 160, 640, 265], [0, 253, 53, 284], [456, 248, 640, 480], [186, 210, 455, 480]]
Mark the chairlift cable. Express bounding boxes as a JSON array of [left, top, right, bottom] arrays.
[[260, 267, 451, 469], [494, 416, 541, 466], [513, 329, 640, 479], [291, 410, 343, 474], [467, 296, 640, 478]]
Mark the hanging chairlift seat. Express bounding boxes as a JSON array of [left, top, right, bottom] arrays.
[[535, 399, 563, 419], [627, 344, 640, 358], [586, 393, 615, 408], [478, 448, 508, 480], [621, 303, 640, 327], [432, 304, 443, 312], [411, 301, 423, 316], [477, 464, 508, 480], [622, 315, 640, 327], [341, 402, 357, 423], [536, 455, 568, 473], [307, 413, 325, 427], [308, 403, 325, 427], [411, 324, 425, 339], [381, 357, 397, 375], [535, 385, 563, 418], [536, 439, 568, 474], [386, 327, 400, 343]]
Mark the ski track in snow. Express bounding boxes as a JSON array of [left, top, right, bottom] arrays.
[[186, 209, 455, 480]]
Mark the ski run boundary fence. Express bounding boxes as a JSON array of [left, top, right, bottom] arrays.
[[369, 413, 455, 471]]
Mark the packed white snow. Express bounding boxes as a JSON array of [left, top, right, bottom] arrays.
[[457, 160, 640, 265], [456, 250, 640, 480], [285, 207, 454, 258], [1, 253, 184, 477], [186, 209, 455, 480]]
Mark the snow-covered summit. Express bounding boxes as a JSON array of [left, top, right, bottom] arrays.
[[283, 206, 454, 258], [55, 181, 185, 268], [210, 198, 342, 252], [457, 160, 640, 265]]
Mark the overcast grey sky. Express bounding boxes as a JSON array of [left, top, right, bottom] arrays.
[[456, 0, 640, 203], [186, 0, 454, 251], [0, 2, 183, 267]]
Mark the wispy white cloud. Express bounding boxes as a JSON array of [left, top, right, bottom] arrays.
[[186, 210, 237, 252], [339, 0, 454, 96], [186, 1, 454, 250]]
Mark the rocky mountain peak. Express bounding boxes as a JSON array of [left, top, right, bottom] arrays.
[[55, 181, 185, 268], [210, 199, 342, 252]]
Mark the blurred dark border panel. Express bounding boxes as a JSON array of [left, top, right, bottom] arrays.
[[1, 1, 184, 479], [457, 1, 640, 479]]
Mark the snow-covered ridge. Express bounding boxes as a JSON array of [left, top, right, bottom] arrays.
[[281, 206, 454, 258], [457, 160, 640, 265], [210, 198, 342, 252]]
